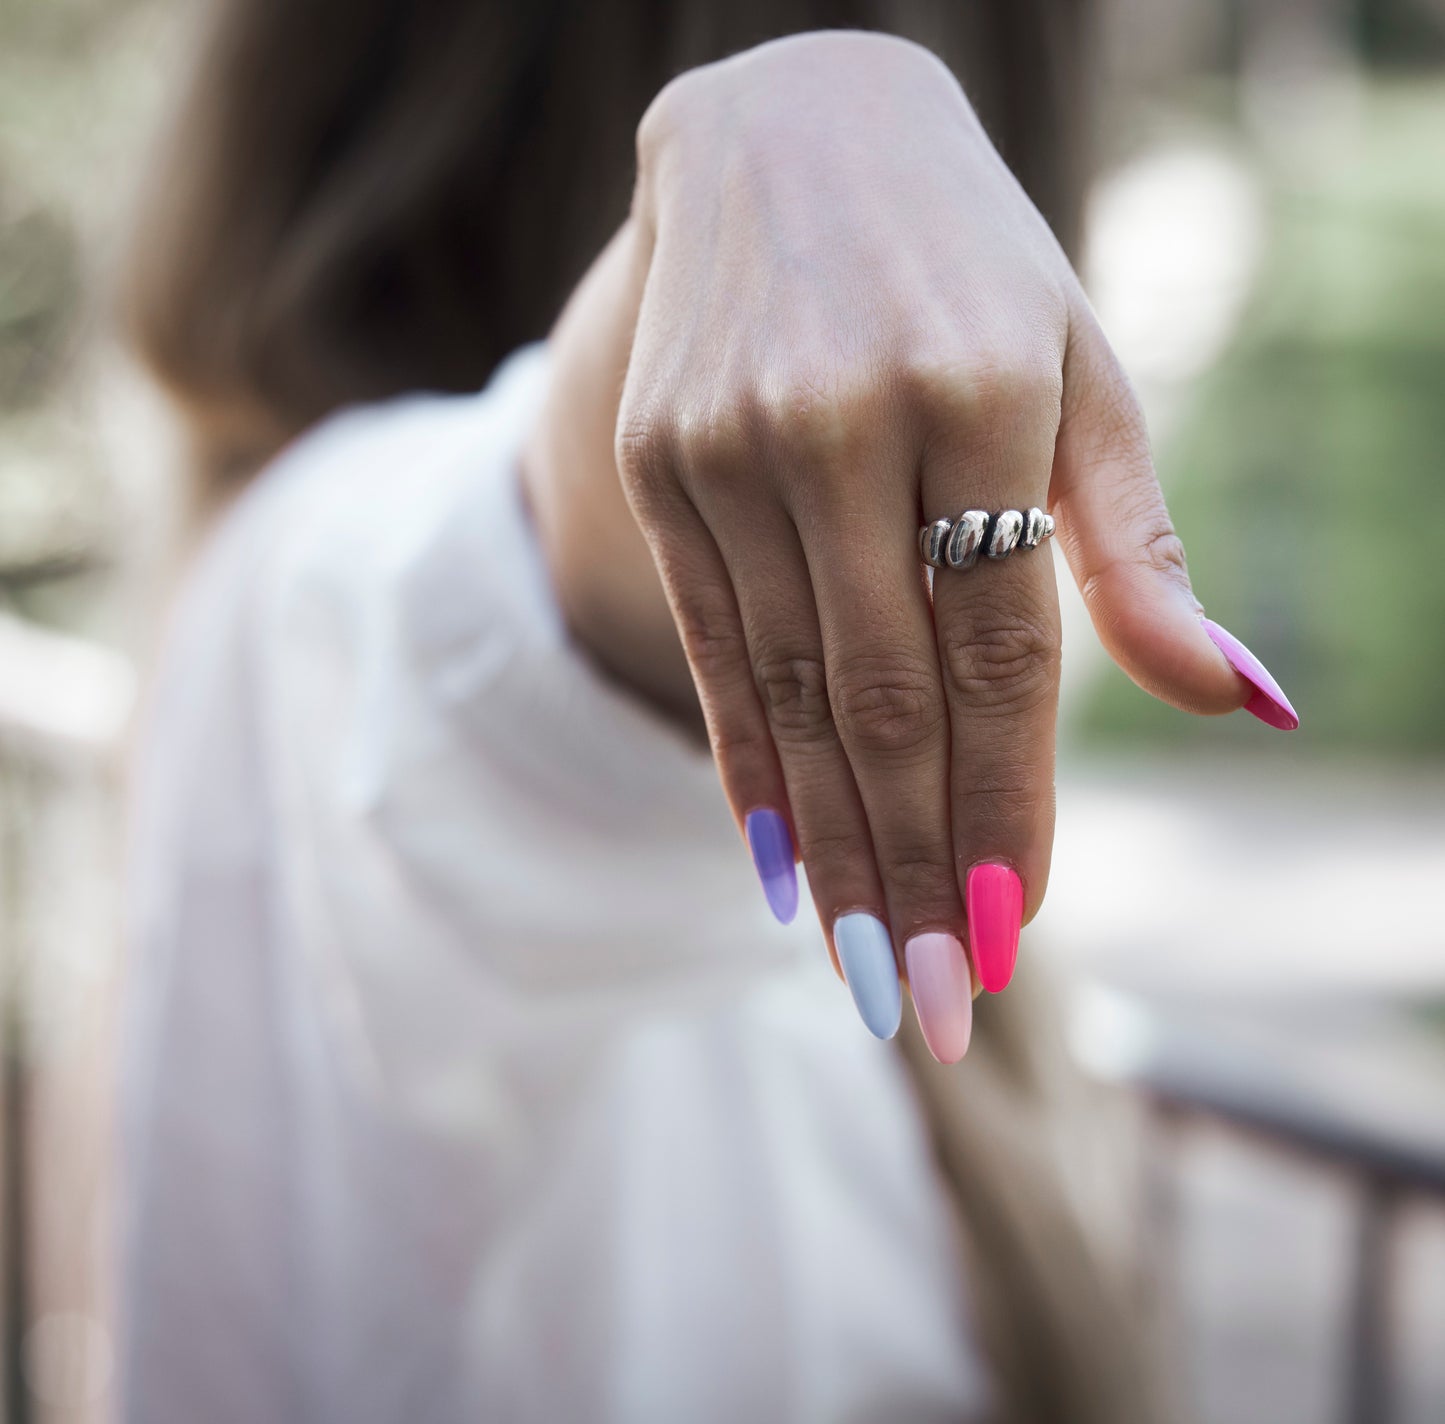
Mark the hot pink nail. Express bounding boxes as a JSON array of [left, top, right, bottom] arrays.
[[905, 932, 973, 1063], [966, 863, 1022, 994], [1201, 618, 1299, 731]]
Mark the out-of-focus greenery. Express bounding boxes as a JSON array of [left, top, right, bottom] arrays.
[[1080, 80, 1445, 756], [0, 0, 169, 607]]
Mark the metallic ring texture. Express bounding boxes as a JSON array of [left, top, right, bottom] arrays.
[[918, 508, 1054, 571]]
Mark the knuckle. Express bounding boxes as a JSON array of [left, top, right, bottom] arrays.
[[762, 363, 878, 463], [952, 763, 1054, 844], [955, 756, 1049, 808], [1135, 517, 1191, 584], [831, 654, 945, 760], [672, 399, 753, 473], [799, 818, 875, 871], [940, 613, 1061, 716], [1091, 483, 1194, 594], [671, 586, 747, 680], [615, 402, 680, 488], [686, 618, 750, 685], [706, 715, 771, 766], [620, 394, 762, 517], [753, 652, 833, 742], [879, 846, 957, 909], [905, 345, 1063, 429]]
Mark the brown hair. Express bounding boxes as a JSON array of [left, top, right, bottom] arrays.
[[123, 0, 1091, 486], [124, 4, 1176, 1421]]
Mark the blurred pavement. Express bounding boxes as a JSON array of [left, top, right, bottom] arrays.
[[1047, 759, 1445, 1424]]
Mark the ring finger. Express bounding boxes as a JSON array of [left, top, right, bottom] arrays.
[[923, 412, 1062, 996]]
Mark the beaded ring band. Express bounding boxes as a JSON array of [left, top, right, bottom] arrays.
[[918, 507, 1055, 572]]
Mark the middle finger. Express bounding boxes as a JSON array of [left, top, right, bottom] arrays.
[[790, 447, 971, 1049]]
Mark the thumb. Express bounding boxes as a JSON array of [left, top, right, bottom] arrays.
[[1050, 301, 1299, 730]]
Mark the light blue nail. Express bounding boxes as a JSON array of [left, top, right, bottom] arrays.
[[833, 912, 902, 1039]]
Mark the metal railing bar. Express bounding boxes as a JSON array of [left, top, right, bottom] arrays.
[[1140, 1076, 1445, 1201]]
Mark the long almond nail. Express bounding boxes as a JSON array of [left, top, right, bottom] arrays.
[[744, 809, 798, 924], [966, 863, 1023, 994], [905, 932, 973, 1063], [833, 913, 902, 1039], [1201, 618, 1299, 731]]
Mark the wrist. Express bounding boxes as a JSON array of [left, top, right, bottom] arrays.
[[633, 31, 971, 225]]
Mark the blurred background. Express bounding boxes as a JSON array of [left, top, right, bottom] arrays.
[[1, 0, 1442, 1420]]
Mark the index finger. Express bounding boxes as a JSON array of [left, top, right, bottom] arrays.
[[923, 384, 1062, 994]]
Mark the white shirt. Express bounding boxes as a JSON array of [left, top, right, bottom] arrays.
[[120, 346, 988, 1423]]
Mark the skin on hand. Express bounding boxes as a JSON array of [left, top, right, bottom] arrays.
[[524, 31, 1265, 1044]]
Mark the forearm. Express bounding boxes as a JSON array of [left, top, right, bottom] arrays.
[[521, 219, 697, 728]]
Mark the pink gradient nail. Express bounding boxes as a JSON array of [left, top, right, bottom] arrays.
[[1201, 618, 1300, 731], [965, 863, 1023, 994], [905, 932, 974, 1063]]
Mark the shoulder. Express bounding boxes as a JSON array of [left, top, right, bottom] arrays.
[[151, 338, 716, 833], [137, 345, 555, 827], [151, 345, 555, 735], [213, 343, 552, 623]]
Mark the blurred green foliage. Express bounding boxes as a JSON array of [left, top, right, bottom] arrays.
[[0, 0, 166, 595], [0, 207, 78, 413], [1080, 81, 1445, 755]]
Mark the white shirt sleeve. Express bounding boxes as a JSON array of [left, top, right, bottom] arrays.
[[142, 344, 811, 1137], [123, 345, 990, 1424]]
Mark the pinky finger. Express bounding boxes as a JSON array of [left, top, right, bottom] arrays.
[[646, 503, 799, 924]]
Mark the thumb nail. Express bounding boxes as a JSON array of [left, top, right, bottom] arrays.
[[1201, 618, 1300, 731]]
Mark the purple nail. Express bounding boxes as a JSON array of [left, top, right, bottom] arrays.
[[744, 809, 798, 924], [1202, 618, 1300, 731]]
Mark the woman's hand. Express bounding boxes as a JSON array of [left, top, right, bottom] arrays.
[[526, 32, 1297, 1059]]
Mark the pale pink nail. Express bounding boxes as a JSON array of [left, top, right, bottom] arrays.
[[905, 932, 974, 1063], [1201, 618, 1300, 731]]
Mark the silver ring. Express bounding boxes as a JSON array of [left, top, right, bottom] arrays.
[[918, 508, 1054, 571]]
